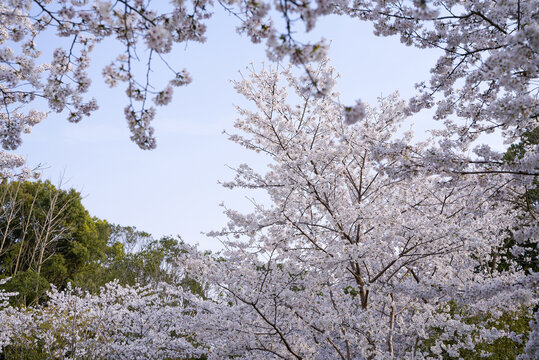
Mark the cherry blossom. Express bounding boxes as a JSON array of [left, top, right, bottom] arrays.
[[0, 1, 536, 357], [2, 281, 205, 359], [0, 59, 536, 360], [1, 1, 535, 163], [181, 63, 537, 359]]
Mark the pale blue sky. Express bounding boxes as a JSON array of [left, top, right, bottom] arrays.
[[14, 11, 442, 251]]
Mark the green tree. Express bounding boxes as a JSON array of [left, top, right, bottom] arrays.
[[496, 127, 539, 275], [75, 225, 207, 298], [0, 180, 109, 306]]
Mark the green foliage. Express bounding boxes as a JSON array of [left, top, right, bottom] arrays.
[[0, 181, 208, 305], [503, 127, 539, 164], [0, 180, 110, 306], [461, 307, 532, 359], [493, 231, 539, 275], [1, 345, 48, 360], [492, 127, 539, 275], [0, 181, 207, 360], [180, 275, 207, 300], [343, 285, 360, 298], [0, 271, 49, 307], [71, 224, 208, 300], [421, 305, 533, 359]]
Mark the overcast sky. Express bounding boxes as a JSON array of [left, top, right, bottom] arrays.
[[14, 11, 444, 252]]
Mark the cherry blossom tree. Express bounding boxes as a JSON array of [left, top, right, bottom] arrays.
[[0, 60, 536, 360], [178, 63, 538, 359], [0, 1, 536, 177], [1, 281, 205, 359], [0, 278, 17, 349], [523, 311, 539, 360], [0, 1, 537, 357]]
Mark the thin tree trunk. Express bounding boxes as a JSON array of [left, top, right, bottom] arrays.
[[388, 294, 395, 358], [13, 184, 39, 275]]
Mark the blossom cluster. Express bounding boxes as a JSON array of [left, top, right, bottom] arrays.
[[1, 1, 534, 172], [1, 281, 205, 359], [183, 64, 537, 359]]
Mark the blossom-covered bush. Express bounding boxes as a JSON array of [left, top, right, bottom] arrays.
[[2, 281, 205, 359], [0, 278, 17, 349]]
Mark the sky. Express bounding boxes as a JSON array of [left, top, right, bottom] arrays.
[[14, 10, 443, 252]]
